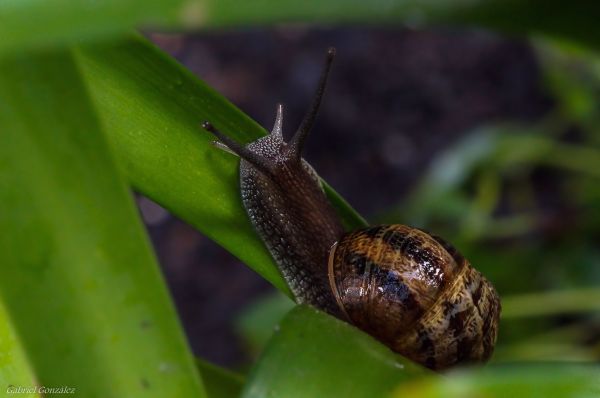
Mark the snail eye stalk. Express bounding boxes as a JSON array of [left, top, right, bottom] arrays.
[[288, 47, 336, 159]]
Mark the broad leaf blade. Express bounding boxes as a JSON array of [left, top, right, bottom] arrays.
[[75, 35, 367, 296], [0, 49, 205, 398], [241, 305, 429, 398]]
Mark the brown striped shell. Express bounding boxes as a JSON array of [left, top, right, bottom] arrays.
[[328, 225, 501, 370]]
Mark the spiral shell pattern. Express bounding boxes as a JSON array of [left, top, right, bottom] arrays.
[[328, 224, 500, 370]]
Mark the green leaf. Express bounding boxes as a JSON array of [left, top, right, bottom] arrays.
[[75, 35, 367, 296], [241, 305, 430, 398], [5, 1, 600, 68], [501, 288, 600, 319], [236, 293, 295, 355], [391, 364, 600, 398], [0, 0, 201, 56], [0, 49, 205, 397], [203, 1, 600, 52], [196, 359, 244, 398], [401, 126, 600, 227], [0, 301, 38, 397]]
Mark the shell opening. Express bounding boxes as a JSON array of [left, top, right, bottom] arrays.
[[327, 241, 351, 321]]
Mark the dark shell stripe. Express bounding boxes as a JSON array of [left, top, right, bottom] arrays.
[[331, 224, 501, 370]]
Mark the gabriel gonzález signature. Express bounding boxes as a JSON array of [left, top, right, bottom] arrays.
[[6, 385, 76, 394]]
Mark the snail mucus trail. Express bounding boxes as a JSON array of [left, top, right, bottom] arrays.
[[202, 48, 501, 370]]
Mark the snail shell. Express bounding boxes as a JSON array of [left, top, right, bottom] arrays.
[[328, 225, 500, 370]]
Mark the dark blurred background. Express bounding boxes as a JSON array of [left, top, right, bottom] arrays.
[[139, 27, 600, 368]]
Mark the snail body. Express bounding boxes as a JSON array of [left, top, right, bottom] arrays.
[[203, 48, 500, 370]]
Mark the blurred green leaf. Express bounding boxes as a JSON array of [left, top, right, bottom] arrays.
[[204, 1, 600, 51], [496, 341, 598, 363], [236, 293, 295, 356], [495, 316, 600, 363], [0, 0, 201, 55], [400, 129, 499, 226], [0, 50, 205, 397], [0, 301, 38, 397], [494, 134, 600, 177], [196, 359, 244, 398], [4, 1, 600, 59], [536, 40, 600, 142], [241, 305, 430, 398], [502, 288, 600, 319], [401, 126, 600, 227], [75, 35, 366, 296], [391, 364, 600, 398]]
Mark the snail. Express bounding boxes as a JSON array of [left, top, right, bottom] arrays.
[[202, 48, 501, 370]]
